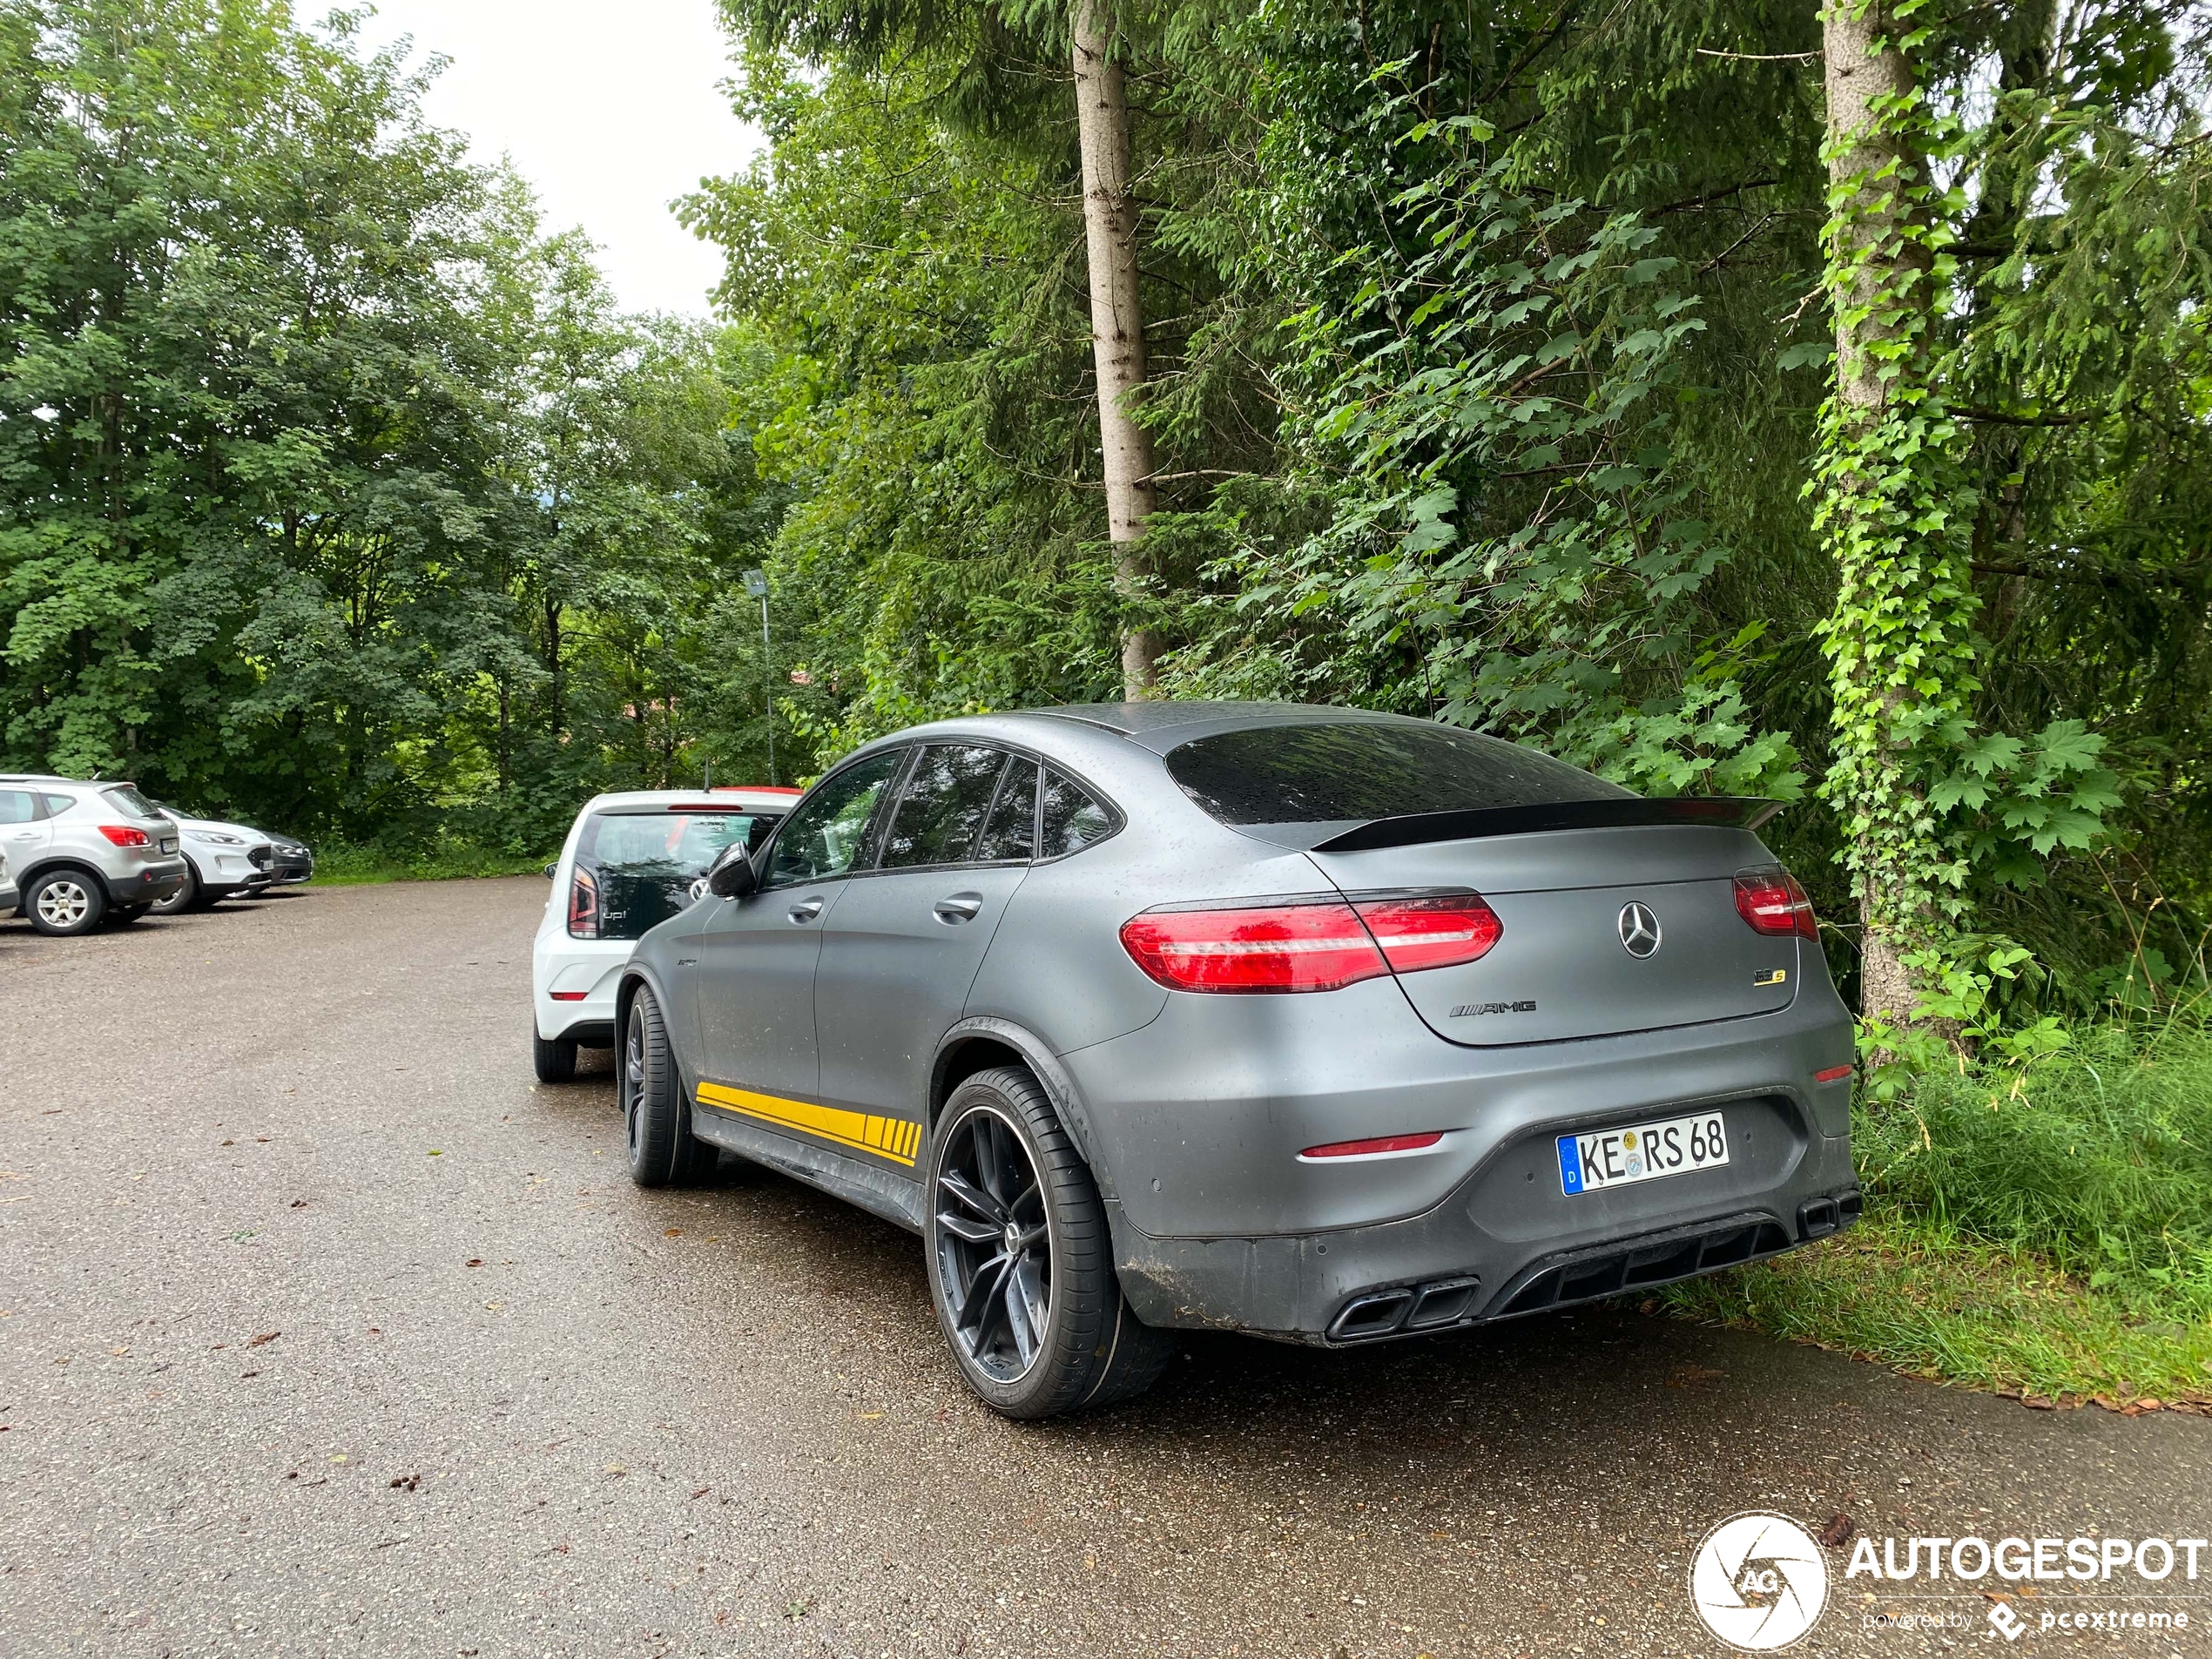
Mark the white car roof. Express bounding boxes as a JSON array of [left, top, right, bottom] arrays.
[[581, 787, 800, 813]]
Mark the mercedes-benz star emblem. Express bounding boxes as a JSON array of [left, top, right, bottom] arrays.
[[1618, 900, 1662, 958]]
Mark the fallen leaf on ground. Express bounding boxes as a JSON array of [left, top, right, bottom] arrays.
[[1819, 1513, 1856, 1548], [245, 1332, 280, 1347]]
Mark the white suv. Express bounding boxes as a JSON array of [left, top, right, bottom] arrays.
[[0, 777, 189, 934], [531, 786, 796, 1082]]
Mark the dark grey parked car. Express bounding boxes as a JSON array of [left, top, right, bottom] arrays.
[[617, 701, 1859, 1418]]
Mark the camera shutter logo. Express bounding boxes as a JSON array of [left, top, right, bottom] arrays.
[[1618, 900, 1662, 958], [1688, 1512, 1829, 1651]]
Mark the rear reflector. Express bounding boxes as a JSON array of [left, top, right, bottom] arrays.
[[1300, 1131, 1445, 1160], [1733, 866, 1818, 940], [1119, 893, 1501, 995], [1814, 1064, 1854, 1084], [98, 824, 150, 847], [550, 990, 587, 1001]]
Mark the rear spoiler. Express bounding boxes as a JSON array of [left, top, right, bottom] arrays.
[[1310, 797, 1785, 854]]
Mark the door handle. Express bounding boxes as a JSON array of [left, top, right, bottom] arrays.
[[786, 898, 825, 923], [934, 891, 985, 925]]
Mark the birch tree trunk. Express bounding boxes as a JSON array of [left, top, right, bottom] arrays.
[[1816, 0, 1975, 1042], [1071, 0, 1160, 698]]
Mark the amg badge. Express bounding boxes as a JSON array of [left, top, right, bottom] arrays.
[[1450, 999, 1537, 1018]]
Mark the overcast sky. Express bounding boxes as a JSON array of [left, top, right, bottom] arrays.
[[354, 0, 760, 317]]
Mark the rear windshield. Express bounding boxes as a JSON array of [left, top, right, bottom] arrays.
[[101, 785, 164, 819], [1163, 721, 1631, 831], [577, 809, 782, 940]]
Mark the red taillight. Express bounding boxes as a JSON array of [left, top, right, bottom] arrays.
[[549, 990, 587, 1002], [1733, 866, 1817, 940], [1351, 894, 1501, 972], [1299, 1131, 1445, 1160], [98, 825, 150, 847], [1118, 892, 1501, 994], [1119, 902, 1386, 993], [567, 867, 599, 939]]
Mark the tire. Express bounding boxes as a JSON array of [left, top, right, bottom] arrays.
[[532, 1029, 577, 1084], [151, 863, 205, 915], [923, 1066, 1177, 1420], [618, 986, 714, 1186], [26, 870, 106, 936]]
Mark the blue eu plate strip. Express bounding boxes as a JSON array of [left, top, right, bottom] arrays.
[[1556, 1135, 1583, 1195]]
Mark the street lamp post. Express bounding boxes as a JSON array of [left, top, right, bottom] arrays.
[[743, 569, 774, 786]]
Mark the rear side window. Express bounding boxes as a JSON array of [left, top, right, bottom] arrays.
[[1163, 721, 1630, 827], [42, 794, 73, 817], [0, 789, 38, 824], [1039, 769, 1115, 858], [880, 745, 1005, 868], [100, 785, 162, 819], [973, 758, 1039, 862]]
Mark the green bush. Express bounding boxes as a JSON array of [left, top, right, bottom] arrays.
[[309, 839, 552, 887]]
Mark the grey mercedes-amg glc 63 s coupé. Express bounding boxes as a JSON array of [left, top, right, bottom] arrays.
[[616, 701, 1860, 1418]]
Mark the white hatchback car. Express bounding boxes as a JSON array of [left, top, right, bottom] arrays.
[[531, 786, 797, 1082]]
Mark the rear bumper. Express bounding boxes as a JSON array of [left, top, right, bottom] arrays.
[[1109, 1168, 1859, 1345], [105, 859, 187, 905], [533, 934, 631, 1044], [1066, 968, 1858, 1344]]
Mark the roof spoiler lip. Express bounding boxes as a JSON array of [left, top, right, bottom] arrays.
[[1307, 797, 1785, 854]]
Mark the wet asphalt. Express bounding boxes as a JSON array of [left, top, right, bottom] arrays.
[[2, 876, 2208, 1659]]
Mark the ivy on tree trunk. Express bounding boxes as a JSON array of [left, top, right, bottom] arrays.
[[1812, 0, 1979, 1039]]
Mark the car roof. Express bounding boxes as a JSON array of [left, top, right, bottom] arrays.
[[583, 787, 798, 813], [1001, 699, 1416, 755]]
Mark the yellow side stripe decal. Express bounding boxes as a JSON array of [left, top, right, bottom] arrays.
[[694, 1081, 920, 1167]]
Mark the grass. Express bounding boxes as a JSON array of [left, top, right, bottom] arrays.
[[308, 839, 552, 886], [1662, 1022, 2212, 1406]]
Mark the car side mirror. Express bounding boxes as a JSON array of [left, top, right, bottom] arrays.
[[705, 842, 759, 900], [543, 861, 558, 880]]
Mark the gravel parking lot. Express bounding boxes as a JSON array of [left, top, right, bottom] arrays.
[[3, 877, 2208, 1656]]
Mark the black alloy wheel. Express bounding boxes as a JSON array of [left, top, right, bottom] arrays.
[[934, 1105, 1053, 1383], [923, 1067, 1176, 1419], [618, 986, 712, 1186]]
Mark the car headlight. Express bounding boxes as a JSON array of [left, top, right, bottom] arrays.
[[185, 829, 244, 845]]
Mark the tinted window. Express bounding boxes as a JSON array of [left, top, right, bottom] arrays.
[[1164, 721, 1630, 827], [577, 809, 782, 941], [1039, 769, 1115, 858], [100, 785, 162, 819], [973, 758, 1038, 862], [0, 790, 38, 825], [765, 749, 907, 886], [880, 745, 1005, 868]]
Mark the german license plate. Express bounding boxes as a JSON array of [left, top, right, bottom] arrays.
[[1558, 1110, 1728, 1196], [159, 838, 179, 853]]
